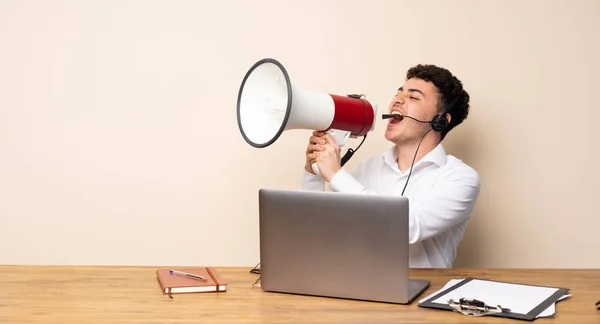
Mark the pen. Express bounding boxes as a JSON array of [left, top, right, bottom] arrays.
[[169, 269, 208, 281]]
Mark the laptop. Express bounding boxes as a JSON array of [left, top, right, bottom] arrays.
[[258, 188, 430, 304]]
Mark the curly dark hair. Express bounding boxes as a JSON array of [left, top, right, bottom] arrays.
[[406, 64, 470, 140]]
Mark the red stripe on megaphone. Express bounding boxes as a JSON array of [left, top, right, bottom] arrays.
[[327, 94, 374, 137]]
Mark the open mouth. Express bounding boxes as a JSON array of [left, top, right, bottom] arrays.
[[382, 112, 403, 125], [389, 115, 403, 125]]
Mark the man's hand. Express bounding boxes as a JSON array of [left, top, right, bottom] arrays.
[[305, 131, 327, 175], [305, 131, 342, 181]]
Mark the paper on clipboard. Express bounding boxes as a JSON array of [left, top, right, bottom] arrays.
[[419, 279, 571, 318]]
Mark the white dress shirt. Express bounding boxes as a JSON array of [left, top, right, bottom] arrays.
[[300, 143, 481, 268]]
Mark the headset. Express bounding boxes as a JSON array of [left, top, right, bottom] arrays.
[[431, 92, 462, 132], [430, 107, 450, 132]]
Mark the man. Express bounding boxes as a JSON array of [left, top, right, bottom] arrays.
[[300, 64, 481, 268]]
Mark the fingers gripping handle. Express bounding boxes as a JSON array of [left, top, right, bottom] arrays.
[[311, 129, 350, 176]]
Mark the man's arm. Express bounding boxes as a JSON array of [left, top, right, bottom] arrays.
[[329, 167, 481, 244]]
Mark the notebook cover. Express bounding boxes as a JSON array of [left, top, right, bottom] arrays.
[[156, 267, 227, 297], [417, 277, 570, 321]]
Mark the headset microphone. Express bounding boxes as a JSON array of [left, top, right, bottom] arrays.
[[382, 113, 429, 124], [382, 113, 448, 132]]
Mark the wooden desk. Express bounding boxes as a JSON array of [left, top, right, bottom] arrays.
[[1, 266, 598, 323]]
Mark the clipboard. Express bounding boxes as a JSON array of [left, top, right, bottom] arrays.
[[418, 277, 570, 321]]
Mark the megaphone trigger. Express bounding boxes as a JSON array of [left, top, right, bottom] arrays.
[[328, 129, 351, 147]]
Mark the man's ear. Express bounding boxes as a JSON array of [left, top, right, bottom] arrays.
[[445, 112, 452, 124]]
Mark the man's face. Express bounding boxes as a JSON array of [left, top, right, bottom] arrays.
[[384, 77, 440, 145]]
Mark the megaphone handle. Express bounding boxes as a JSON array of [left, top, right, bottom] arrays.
[[312, 162, 320, 175], [311, 129, 350, 176]]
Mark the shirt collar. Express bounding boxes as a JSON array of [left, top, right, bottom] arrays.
[[384, 143, 447, 170]]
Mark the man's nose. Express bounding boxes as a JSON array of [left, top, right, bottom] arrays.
[[394, 95, 405, 105]]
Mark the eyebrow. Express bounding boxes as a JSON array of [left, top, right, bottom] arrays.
[[398, 86, 425, 97]]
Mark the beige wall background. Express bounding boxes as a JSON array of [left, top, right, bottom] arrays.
[[0, 0, 598, 268]]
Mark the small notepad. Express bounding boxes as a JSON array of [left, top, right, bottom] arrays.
[[418, 277, 570, 321], [156, 267, 227, 298]]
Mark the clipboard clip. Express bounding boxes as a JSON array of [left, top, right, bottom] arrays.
[[448, 298, 511, 317]]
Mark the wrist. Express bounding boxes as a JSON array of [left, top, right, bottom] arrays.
[[324, 167, 341, 182]]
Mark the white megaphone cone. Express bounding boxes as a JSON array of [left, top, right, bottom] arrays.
[[236, 58, 378, 175]]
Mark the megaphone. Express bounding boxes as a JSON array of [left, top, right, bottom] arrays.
[[236, 58, 378, 174]]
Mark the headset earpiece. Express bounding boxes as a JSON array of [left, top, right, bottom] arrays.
[[431, 114, 448, 132], [430, 92, 461, 132]]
